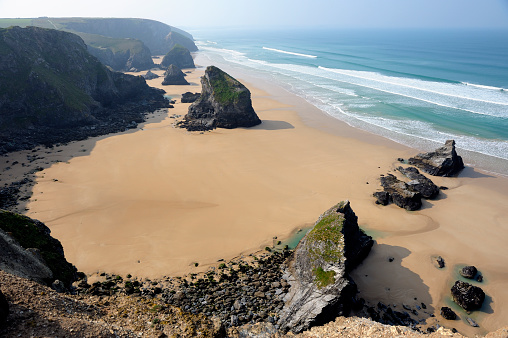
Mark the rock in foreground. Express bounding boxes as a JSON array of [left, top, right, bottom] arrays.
[[451, 280, 485, 312], [179, 66, 261, 131], [162, 64, 189, 85], [397, 166, 440, 199], [374, 174, 422, 211], [408, 140, 464, 177], [460, 266, 478, 279], [278, 201, 373, 333]]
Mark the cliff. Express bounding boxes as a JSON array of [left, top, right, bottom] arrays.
[[0, 26, 168, 154], [161, 43, 196, 69], [278, 201, 373, 333], [179, 66, 261, 131]]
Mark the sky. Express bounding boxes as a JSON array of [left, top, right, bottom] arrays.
[[1, 0, 508, 30]]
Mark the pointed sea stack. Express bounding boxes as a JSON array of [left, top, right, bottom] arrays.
[[179, 66, 261, 131], [162, 64, 189, 85], [408, 140, 464, 176], [278, 201, 373, 333], [161, 44, 195, 69]]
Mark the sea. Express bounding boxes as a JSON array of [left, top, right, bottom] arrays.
[[191, 28, 508, 176]]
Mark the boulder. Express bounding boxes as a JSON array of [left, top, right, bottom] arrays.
[[161, 44, 195, 69], [375, 174, 422, 211], [466, 317, 479, 327], [460, 266, 478, 279], [408, 140, 464, 177], [396, 166, 440, 199], [181, 92, 201, 103], [143, 70, 160, 80], [179, 66, 261, 131], [278, 201, 373, 333], [451, 281, 485, 311], [440, 307, 457, 320], [162, 64, 189, 86], [0, 287, 8, 324]]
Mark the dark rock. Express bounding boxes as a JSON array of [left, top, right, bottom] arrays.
[[373, 191, 390, 206], [51, 280, 66, 293], [440, 307, 457, 320], [162, 64, 189, 86], [86, 38, 154, 71], [397, 158, 404, 162], [477, 275, 483, 282], [408, 140, 464, 177], [181, 92, 201, 103], [376, 174, 422, 211], [435, 256, 445, 269], [0, 287, 8, 324], [143, 70, 160, 80], [397, 166, 440, 199], [278, 201, 373, 333], [466, 317, 479, 327], [460, 266, 478, 279], [161, 44, 195, 69], [179, 66, 261, 131], [451, 281, 485, 311]]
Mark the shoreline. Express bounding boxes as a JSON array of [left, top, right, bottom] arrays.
[[1, 59, 507, 336]]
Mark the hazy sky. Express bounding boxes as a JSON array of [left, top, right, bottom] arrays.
[[1, 0, 508, 30]]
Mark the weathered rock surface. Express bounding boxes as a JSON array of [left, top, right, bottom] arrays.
[[451, 281, 485, 311], [460, 266, 478, 279], [440, 307, 457, 320], [408, 140, 464, 177], [179, 66, 261, 131], [397, 166, 440, 199], [161, 44, 196, 69], [181, 92, 201, 103], [374, 174, 422, 211], [0, 287, 8, 324], [0, 210, 77, 288], [278, 201, 373, 333], [0, 26, 169, 154], [86, 37, 154, 71], [162, 64, 189, 85], [143, 70, 160, 80]]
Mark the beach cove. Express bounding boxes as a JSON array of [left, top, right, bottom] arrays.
[[7, 57, 506, 336]]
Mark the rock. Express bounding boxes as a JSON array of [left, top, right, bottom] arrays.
[[466, 317, 479, 327], [435, 256, 445, 268], [51, 280, 66, 293], [143, 70, 160, 80], [396, 166, 440, 199], [0, 287, 8, 324], [440, 307, 457, 320], [477, 275, 483, 282], [451, 281, 485, 311], [459, 266, 478, 279], [373, 191, 390, 206], [179, 66, 261, 131], [408, 140, 464, 177], [278, 201, 373, 333], [375, 174, 422, 211], [162, 64, 189, 86], [161, 44, 195, 69], [181, 92, 201, 103], [86, 38, 154, 71]]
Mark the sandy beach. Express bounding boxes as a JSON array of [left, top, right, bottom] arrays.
[[1, 59, 504, 336]]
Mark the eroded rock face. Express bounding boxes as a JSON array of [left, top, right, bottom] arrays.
[[374, 174, 422, 211], [179, 66, 261, 131], [162, 64, 189, 86], [181, 92, 201, 103], [143, 70, 159, 80], [278, 201, 373, 333], [0, 288, 8, 324], [161, 44, 195, 69], [396, 166, 440, 199], [408, 140, 464, 177], [451, 281, 485, 311]]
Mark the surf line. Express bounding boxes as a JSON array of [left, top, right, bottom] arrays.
[[263, 47, 317, 58]]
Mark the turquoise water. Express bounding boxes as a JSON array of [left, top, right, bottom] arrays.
[[192, 28, 508, 175]]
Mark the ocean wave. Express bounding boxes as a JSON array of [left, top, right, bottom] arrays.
[[262, 47, 317, 58], [462, 82, 507, 91]]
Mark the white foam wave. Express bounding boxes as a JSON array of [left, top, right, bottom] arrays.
[[263, 47, 317, 58], [463, 82, 507, 91]]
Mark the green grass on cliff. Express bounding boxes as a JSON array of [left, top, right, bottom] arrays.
[[0, 18, 33, 28], [312, 267, 336, 289], [209, 70, 242, 105], [79, 32, 144, 54]]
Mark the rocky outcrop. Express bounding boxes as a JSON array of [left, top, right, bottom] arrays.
[[408, 140, 464, 177], [179, 66, 261, 131], [0, 26, 169, 154], [373, 174, 422, 211], [460, 266, 478, 279], [161, 44, 195, 69], [278, 201, 373, 333], [0, 288, 8, 324], [0, 210, 77, 288], [396, 166, 440, 199], [143, 70, 159, 80], [162, 64, 189, 85], [181, 92, 201, 103], [451, 281, 485, 311]]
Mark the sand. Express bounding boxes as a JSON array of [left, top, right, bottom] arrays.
[[2, 61, 504, 336]]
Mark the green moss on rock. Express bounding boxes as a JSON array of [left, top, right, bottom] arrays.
[[312, 266, 336, 288]]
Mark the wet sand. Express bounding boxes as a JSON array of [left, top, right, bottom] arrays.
[[7, 62, 507, 336]]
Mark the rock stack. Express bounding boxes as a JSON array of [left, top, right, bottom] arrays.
[[162, 64, 189, 85]]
